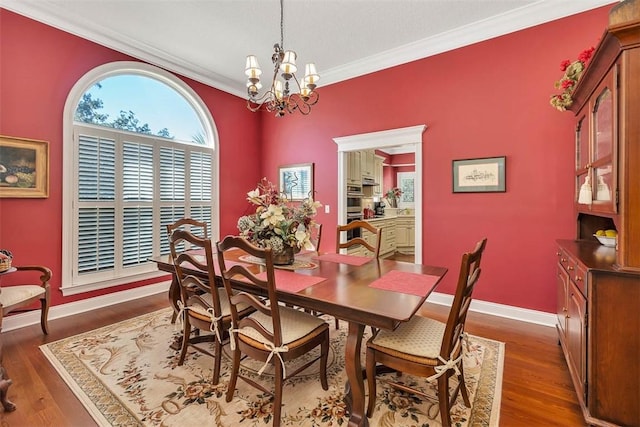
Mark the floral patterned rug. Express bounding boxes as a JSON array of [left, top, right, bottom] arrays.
[[40, 308, 503, 426]]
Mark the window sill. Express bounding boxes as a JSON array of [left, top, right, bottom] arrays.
[[61, 271, 170, 296]]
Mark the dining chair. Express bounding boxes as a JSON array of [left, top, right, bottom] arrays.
[[166, 217, 209, 322], [216, 236, 329, 427], [336, 219, 382, 257], [168, 229, 253, 385], [0, 266, 52, 334], [309, 223, 322, 254], [333, 219, 382, 328], [166, 217, 208, 239], [365, 237, 488, 427]]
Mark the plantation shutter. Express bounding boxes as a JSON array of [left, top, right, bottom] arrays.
[[72, 124, 214, 286]]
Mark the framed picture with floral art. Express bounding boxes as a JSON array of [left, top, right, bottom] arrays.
[[278, 163, 314, 201], [0, 135, 49, 198]]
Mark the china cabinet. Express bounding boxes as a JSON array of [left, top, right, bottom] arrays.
[[556, 2, 640, 426]]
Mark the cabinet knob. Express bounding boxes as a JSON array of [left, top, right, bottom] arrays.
[[568, 266, 574, 271], [575, 276, 582, 282]]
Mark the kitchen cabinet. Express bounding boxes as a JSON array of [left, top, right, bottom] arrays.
[[361, 150, 375, 180], [347, 218, 396, 258], [347, 151, 361, 186], [374, 155, 384, 196], [395, 216, 415, 254]]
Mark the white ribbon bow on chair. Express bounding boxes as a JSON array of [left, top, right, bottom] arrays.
[[206, 307, 224, 343], [175, 300, 188, 331], [259, 342, 289, 378], [228, 327, 289, 378], [426, 333, 469, 382]]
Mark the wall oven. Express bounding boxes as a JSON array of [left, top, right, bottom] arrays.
[[346, 185, 363, 214]]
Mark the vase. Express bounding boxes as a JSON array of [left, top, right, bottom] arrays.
[[387, 198, 397, 208], [272, 246, 295, 265]]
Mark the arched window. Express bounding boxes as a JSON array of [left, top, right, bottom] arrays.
[[62, 62, 219, 295]]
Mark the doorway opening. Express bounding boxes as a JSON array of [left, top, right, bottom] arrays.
[[333, 125, 426, 263]]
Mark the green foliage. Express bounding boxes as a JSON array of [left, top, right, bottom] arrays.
[[75, 93, 109, 124]]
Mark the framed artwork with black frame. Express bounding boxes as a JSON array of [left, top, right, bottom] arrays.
[[0, 135, 49, 198], [279, 163, 314, 200], [452, 156, 506, 193]]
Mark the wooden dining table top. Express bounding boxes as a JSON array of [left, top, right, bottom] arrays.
[[150, 249, 448, 331]]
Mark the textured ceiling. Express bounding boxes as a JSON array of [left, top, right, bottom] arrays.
[[2, 0, 614, 98]]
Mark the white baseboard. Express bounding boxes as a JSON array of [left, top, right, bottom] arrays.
[[1, 281, 171, 333], [427, 292, 557, 327], [2, 282, 556, 332]]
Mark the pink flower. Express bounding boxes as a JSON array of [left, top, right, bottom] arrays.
[[559, 60, 571, 71]]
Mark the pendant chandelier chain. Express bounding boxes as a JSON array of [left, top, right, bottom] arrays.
[[244, 0, 320, 116], [280, 0, 284, 49]]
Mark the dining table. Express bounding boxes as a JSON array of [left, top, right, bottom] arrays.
[[150, 249, 447, 427]]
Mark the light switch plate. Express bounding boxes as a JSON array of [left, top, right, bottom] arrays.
[[324, 205, 330, 213]]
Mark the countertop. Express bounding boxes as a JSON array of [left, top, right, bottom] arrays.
[[364, 214, 415, 221]]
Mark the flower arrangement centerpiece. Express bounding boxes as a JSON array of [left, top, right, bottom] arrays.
[[385, 187, 403, 208], [237, 178, 321, 265], [550, 47, 595, 111]]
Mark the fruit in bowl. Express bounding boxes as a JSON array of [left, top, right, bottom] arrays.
[[593, 233, 616, 248]]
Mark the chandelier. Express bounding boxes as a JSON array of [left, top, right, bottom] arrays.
[[244, 0, 319, 117]]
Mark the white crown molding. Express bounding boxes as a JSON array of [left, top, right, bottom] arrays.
[[0, 0, 244, 97], [333, 125, 426, 152], [1, 0, 614, 96], [321, 0, 616, 85]]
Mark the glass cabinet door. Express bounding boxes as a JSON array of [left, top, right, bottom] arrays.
[[575, 67, 617, 212], [593, 87, 613, 161], [589, 69, 616, 213], [575, 114, 590, 172]]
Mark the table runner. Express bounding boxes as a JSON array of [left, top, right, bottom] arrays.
[[369, 269, 441, 296]]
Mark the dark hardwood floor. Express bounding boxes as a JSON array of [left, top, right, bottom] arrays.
[[0, 292, 586, 426]]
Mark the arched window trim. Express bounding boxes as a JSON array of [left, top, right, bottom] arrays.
[[62, 61, 220, 295]]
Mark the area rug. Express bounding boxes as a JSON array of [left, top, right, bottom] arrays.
[[40, 308, 504, 426]]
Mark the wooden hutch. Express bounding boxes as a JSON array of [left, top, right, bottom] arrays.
[[556, 1, 640, 426]]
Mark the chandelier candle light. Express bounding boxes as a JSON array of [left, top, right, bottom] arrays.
[[245, 0, 319, 116]]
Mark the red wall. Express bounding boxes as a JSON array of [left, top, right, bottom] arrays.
[[0, 10, 261, 305], [259, 6, 613, 313], [0, 6, 614, 314]]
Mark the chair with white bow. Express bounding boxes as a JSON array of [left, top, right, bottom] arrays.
[[168, 229, 252, 385], [365, 238, 487, 427], [216, 236, 329, 427]]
